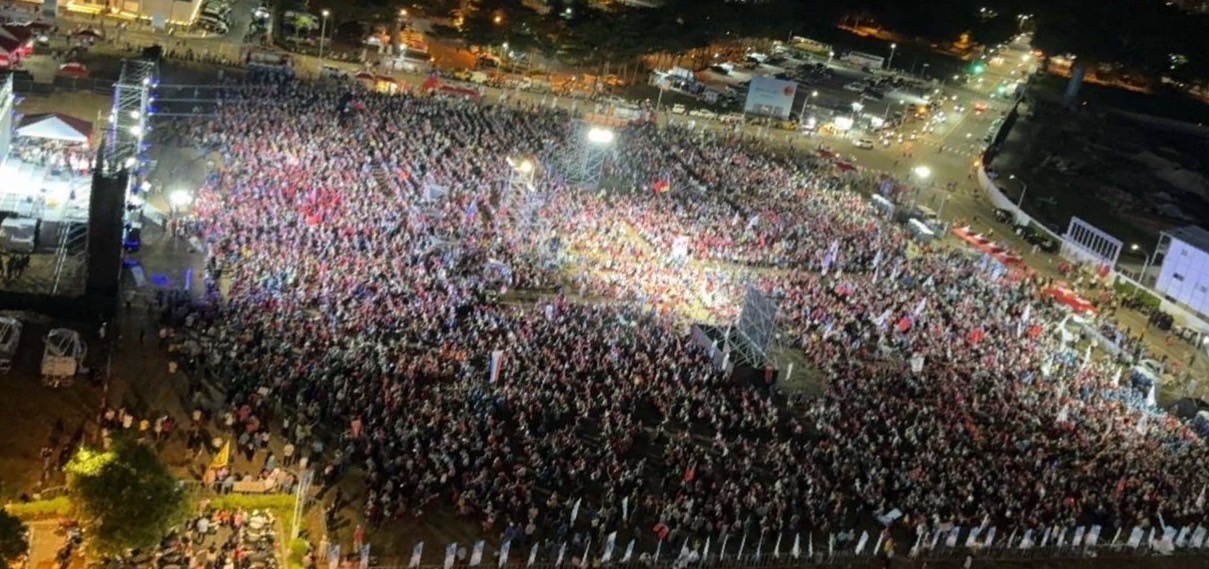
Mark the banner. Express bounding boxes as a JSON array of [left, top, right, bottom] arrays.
[[408, 542, 423, 569], [621, 539, 635, 563], [601, 532, 616, 563], [444, 543, 457, 569], [1127, 527, 1144, 548], [328, 545, 340, 569], [742, 77, 797, 119], [359, 544, 370, 569], [469, 541, 484, 566], [498, 540, 511, 568], [855, 531, 869, 555], [489, 350, 504, 383], [527, 543, 538, 566]]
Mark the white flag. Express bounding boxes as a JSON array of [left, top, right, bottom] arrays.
[[1071, 526, 1085, 547], [1176, 526, 1191, 548], [719, 535, 729, 560], [1019, 529, 1033, 549], [1127, 527, 1144, 548], [621, 496, 629, 521], [964, 527, 981, 548], [791, 534, 800, 559], [408, 542, 424, 569], [444, 544, 457, 569], [555, 543, 566, 567], [1190, 525, 1207, 548], [808, 533, 814, 558], [621, 540, 635, 563], [702, 537, 710, 561], [1197, 485, 1206, 510], [984, 527, 997, 548], [469, 541, 484, 566], [855, 531, 869, 555], [581, 539, 591, 566], [946, 527, 961, 548], [601, 532, 617, 563], [498, 541, 511, 568], [773, 533, 782, 558], [527, 543, 538, 567], [874, 531, 884, 555], [569, 498, 581, 524], [737, 533, 747, 560]]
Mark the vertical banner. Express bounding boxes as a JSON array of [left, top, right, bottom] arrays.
[[855, 531, 869, 555], [444, 543, 458, 569], [408, 543, 423, 569], [489, 350, 504, 383], [1127, 527, 1144, 549], [600, 532, 616, 563], [359, 545, 370, 569], [527, 543, 538, 566], [555, 543, 566, 567], [328, 545, 341, 569], [469, 541, 484, 566], [498, 540, 511, 568], [620, 539, 635, 563]]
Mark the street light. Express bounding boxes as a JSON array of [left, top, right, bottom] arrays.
[[493, 15, 502, 25], [319, 10, 330, 64], [887, 43, 897, 70], [913, 165, 931, 180], [1132, 243, 1157, 283], [799, 90, 818, 123], [827, 50, 834, 65], [1009, 174, 1028, 207], [587, 127, 615, 145]]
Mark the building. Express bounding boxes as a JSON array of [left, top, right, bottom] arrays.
[[1155, 225, 1209, 317], [13, 0, 204, 25]]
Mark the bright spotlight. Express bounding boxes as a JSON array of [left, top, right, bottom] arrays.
[[587, 127, 615, 145], [913, 165, 932, 180], [129, 125, 144, 137], [169, 189, 193, 208], [124, 157, 137, 168], [518, 159, 534, 173], [129, 110, 141, 119]]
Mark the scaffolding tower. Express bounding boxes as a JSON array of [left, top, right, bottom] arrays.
[[100, 59, 157, 175], [564, 122, 615, 191], [731, 285, 781, 367]]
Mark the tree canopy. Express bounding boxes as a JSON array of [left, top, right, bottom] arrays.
[[0, 510, 28, 563], [66, 441, 189, 556]]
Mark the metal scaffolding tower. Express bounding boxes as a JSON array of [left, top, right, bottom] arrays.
[[100, 59, 157, 175], [732, 285, 782, 367], [564, 122, 615, 191]]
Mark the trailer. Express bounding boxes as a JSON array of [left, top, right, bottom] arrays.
[[42, 328, 85, 387]]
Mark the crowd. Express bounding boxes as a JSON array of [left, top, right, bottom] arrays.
[[165, 72, 1209, 556]]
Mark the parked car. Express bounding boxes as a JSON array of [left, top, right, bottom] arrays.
[[843, 82, 865, 92], [852, 138, 875, 149], [670, 104, 686, 115]]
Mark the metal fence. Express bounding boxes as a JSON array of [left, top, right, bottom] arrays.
[[340, 524, 1209, 569]]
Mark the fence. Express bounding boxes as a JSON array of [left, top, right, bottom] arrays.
[[350, 524, 1209, 569]]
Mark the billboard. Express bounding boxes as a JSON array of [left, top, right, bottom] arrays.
[[743, 77, 797, 119]]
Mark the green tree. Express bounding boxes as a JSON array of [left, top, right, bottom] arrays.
[[0, 510, 28, 563], [66, 441, 189, 556]]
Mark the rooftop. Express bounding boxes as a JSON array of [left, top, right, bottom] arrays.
[[1165, 225, 1209, 252]]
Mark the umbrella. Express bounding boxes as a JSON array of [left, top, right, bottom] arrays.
[[58, 62, 89, 78], [74, 29, 103, 39], [374, 75, 396, 84], [354, 71, 374, 82]]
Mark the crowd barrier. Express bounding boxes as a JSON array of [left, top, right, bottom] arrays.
[[348, 523, 1209, 569]]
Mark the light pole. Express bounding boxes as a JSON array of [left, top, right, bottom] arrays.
[[1009, 174, 1028, 207], [887, 43, 897, 70], [799, 90, 817, 123], [1132, 243, 1157, 284], [827, 50, 834, 66], [318, 10, 330, 64], [911, 165, 931, 207]]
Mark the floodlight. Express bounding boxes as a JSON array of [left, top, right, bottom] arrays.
[[169, 190, 193, 208], [913, 165, 932, 180], [587, 127, 615, 145]]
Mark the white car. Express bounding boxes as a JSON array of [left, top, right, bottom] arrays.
[[689, 109, 717, 120], [843, 82, 865, 92], [852, 138, 875, 149], [670, 104, 686, 115]]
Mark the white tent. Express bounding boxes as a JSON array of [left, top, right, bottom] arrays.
[[16, 113, 92, 144]]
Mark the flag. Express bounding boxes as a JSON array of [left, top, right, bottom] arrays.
[[489, 350, 504, 383], [622, 496, 629, 521], [601, 532, 616, 563], [964, 528, 980, 548], [702, 537, 710, 561], [679, 539, 691, 561], [737, 533, 747, 560], [498, 540, 511, 568], [985, 527, 997, 548], [360, 544, 370, 569], [1197, 485, 1206, 510], [210, 441, 231, 470], [872, 249, 883, 268], [855, 531, 869, 555], [621, 540, 635, 563], [569, 498, 581, 524], [1190, 525, 1207, 548], [653, 540, 661, 562], [555, 543, 566, 566], [328, 545, 341, 569], [754, 533, 763, 560], [874, 532, 884, 555], [581, 539, 591, 566], [719, 535, 729, 560], [527, 543, 538, 567], [808, 533, 814, 558], [946, 527, 961, 548], [1085, 526, 1101, 547], [791, 534, 800, 559], [774, 533, 782, 558], [1056, 404, 1069, 424], [409, 543, 424, 569], [1127, 527, 1144, 548], [1019, 529, 1032, 549], [1176, 526, 1191, 548], [1071, 526, 1085, 547], [828, 533, 834, 556], [469, 541, 484, 566], [444, 544, 457, 569], [1146, 383, 1157, 407], [912, 297, 927, 317]]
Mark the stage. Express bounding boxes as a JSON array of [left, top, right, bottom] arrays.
[[0, 152, 92, 223]]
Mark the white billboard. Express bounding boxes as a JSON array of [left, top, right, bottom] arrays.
[[743, 77, 797, 120]]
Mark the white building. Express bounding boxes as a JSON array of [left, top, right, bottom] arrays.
[[1155, 225, 1209, 317]]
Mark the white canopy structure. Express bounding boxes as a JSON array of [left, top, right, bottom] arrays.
[[17, 113, 92, 144]]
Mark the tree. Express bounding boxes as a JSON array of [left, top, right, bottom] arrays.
[[66, 441, 189, 556], [0, 510, 28, 563]]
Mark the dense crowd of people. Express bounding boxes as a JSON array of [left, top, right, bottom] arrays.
[[168, 72, 1209, 558]]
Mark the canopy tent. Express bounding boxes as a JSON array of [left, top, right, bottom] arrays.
[[58, 62, 89, 78], [17, 113, 93, 144]]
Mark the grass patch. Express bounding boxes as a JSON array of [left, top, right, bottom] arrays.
[[5, 497, 72, 520], [287, 538, 309, 569]]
